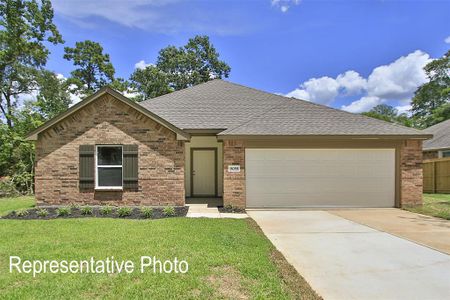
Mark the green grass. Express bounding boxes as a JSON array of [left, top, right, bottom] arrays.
[[0, 216, 318, 299], [0, 196, 35, 216], [405, 193, 450, 220]]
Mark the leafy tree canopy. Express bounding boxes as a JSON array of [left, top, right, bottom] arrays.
[[362, 104, 414, 127], [64, 40, 115, 97], [411, 50, 450, 128], [130, 35, 231, 100], [0, 0, 63, 127]]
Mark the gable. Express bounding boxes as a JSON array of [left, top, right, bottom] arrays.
[[27, 87, 190, 141]]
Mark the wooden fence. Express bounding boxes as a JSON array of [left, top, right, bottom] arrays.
[[423, 157, 450, 193]]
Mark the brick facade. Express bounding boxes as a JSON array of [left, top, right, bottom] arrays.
[[223, 140, 246, 207], [35, 94, 185, 206], [400, 139, 423, 207]]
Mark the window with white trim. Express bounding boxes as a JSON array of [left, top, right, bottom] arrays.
[[96, 145, 123, 189], [442, 150, 450, 158]]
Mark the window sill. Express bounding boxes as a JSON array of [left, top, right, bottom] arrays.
[[95, 187, 123, 192]]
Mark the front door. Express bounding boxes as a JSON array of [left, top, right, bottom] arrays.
[[192, 148, 217, 196]]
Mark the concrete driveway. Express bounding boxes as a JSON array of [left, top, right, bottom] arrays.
[[248, 210, 450, 300]]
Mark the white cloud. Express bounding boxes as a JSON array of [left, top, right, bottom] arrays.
[[52, 0, 250, 35], [445, 36, 450, 44], [286, 76, 339, 104], [336, 71, 367, 95], [271, 0, 301, 12], [134, 60, 153, 70], [366, 50, 430, 100], [395, 104, 412, 115], [341, 96, 383, 113], [286, 50, 431, 113]]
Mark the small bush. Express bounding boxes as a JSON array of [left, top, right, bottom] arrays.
[[0, 177, 19, 198], [117, 207, 132, 218], [69, 203, 80, 209], [163, 206, 175, 217], [36, 208, 48, 217], [140, 207, 153, 219], [15, 209, 29, 217], [99, 205, 113, 216], [56, 207, 71, 217], [80, 206, 93, 215]]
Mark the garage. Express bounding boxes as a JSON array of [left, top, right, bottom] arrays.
[[245, 149, 396, 208]]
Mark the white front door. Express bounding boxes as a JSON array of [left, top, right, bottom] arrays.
[[246, 149, 396, 208], [192, 149, 216, 196]]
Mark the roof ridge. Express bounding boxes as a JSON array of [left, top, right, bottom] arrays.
[[424, 119, 450, 131], [140, 79, 222, 104], [220, 98, 292, 134]]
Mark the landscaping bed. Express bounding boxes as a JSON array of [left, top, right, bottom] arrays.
[[218, 205, 246, 214], [2, 205, 188, 220]]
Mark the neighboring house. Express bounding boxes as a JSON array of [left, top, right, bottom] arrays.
[[422, 119, 450, 160], [27, 80, 431, 208]]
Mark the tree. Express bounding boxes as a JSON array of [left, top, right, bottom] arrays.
[[35, 70, 71, 119], [411, 50, 450, 127], [362, 104, 398, 122], [157, 35, 231, 90], [0, 0, 63, 127], [130, 65, 172, 100], [362, 104, 413, 127], [64, 40, 115, 97], [130, 35, 231, 100]]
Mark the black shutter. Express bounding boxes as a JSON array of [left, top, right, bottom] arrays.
[[79, 145, 95, 191], [123, 145, 138, 191]]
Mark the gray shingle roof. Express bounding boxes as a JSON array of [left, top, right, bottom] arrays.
[[139, 79, 429, 137], [423, 119, 450, 150]]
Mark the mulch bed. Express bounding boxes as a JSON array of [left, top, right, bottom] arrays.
[[218, 206, 246, 214], [2, 206, 189, 220]]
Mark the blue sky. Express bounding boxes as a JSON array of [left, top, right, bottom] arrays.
[[47, 0, 450, 113]]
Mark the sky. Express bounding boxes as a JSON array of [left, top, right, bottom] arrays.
[[46, 0, 450, 113]]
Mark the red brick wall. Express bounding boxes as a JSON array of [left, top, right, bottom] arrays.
[[400, 140, 423, 206], [223, 140, 246, 207], [35, 94, 185, 206]]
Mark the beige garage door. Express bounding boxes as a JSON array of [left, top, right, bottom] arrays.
[[246, 149, 395, 208]]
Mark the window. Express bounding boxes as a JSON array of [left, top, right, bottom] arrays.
[[442, 150, 450, 158], [96, 145, 123, 189]]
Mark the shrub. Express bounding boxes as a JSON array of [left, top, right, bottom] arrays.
[[99, 205, 113, 216], [15, 209, 29, 217], [36, 208, 48, 217], [0, 177, 19, 197], [69, 203, 80, 209], [56, 207, 71, 217], [117, 207, 132, 218], [80, 206, 93, 215], [140, 207, 153, 219], [163, 206, 175, 217]]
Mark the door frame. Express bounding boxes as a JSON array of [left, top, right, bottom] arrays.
[[190, 147, 218, 197]]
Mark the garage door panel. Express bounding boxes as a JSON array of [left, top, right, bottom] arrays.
[[246, 149, 395, 208]]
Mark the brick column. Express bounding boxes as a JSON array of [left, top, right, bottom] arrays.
[[400, 140, 423, 206], [223, 140, 246, 208]]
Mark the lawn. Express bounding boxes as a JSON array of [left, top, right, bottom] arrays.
[[0, 195, 35, 216], [404, 193, 450, 220], [0, 197, 319, 299]]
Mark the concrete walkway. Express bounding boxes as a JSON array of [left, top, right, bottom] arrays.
[[330, 208, 450, 255], [187, 204, 248, 219], [249, 210, 450, 300]]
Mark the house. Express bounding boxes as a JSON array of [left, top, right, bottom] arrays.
[[422, 119, 450, 159], [26, 80, 431, 208]]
